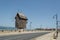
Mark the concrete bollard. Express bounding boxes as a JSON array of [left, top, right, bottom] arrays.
[[53, 32, 58, 39]]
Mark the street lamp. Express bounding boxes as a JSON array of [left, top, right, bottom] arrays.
[[53, 14, 58, 39], [30, 22, 32, 30]]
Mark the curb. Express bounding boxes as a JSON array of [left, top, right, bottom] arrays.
[[30, 32, 56, 40]]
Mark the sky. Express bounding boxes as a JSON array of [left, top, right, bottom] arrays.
[[0, 0, 60, 29]]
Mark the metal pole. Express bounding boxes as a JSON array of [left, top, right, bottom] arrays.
[[30, 22, 32, 30], [40, 25, 42, 30], [53, 14, 58, 39], [56, 14, 58, 38]]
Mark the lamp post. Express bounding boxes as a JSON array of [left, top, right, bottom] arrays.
[[30, 22, 32, 30], [40, 25, 42, 30], [53, 14, 58, 39]]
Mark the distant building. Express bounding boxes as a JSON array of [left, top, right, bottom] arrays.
[[15, 12, 28, 29]]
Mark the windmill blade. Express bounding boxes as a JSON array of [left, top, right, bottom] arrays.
[[10, 16, 15, 22], [53, 14, 56, 19]]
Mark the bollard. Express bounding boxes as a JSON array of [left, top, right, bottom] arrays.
[[53, 31, 58, 39]]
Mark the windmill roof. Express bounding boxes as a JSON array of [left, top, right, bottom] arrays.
[[17, 12, 28, 20]]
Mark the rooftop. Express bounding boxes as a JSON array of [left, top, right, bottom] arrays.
[[16, 12, 28, 20]]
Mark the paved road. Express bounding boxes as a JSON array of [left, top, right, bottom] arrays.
[[0, 32, 50, 40]]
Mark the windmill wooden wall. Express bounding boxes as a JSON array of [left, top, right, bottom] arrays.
[[15, 13, 28, 29]]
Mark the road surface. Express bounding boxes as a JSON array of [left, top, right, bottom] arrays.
[[0, 32, 50, 40]]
